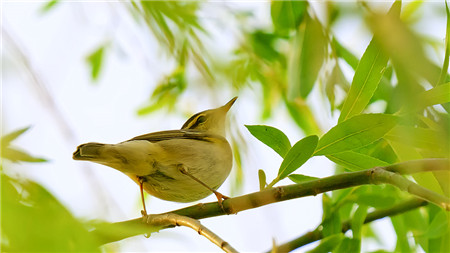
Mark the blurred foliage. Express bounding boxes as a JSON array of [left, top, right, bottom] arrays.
[[1, 128, 98, 251], [6, 0, 450, 252], [1, 127, 47, 163]]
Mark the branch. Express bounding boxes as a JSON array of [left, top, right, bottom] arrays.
[[143, 213, 238, 253], [90, 158, 449, 245], [272, 198, 428, 252]]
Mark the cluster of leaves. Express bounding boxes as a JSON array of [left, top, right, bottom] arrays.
[[243, 1, 450, 252]]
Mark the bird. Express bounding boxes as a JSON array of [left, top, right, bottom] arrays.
[[73, 97, 237, 214]]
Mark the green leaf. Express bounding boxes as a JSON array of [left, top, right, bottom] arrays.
[[326, 151, 390, 172], [245, 125, 291, 158], [86, 45, 106, 81], [271, 0, 306, 36], [355, 193, 396, 209], [418, 82, 450, 108], [278, 135, 318, 180], [332, 38, 359, 70], [1, 174, 99, 251], [306, 234, 344, 253], [2, 148, 47, 163], [391, 215, 412, 252], [385, 125, 447, 154], [338, 38, 389, 122], [351, 205, 368, 240], [334, 237, 361, 253], [283, 97, 322, 136], [368, 1, 440, 86], [258, 169, 267, 191], [299, 14, 327, 98], [40, 0, 59, 13], [1, 126, 30, 148], [315, 114, 398, 156], [288, 174, 319, 184], [420, 209, 449, 239], [437, 2, 450, 86]]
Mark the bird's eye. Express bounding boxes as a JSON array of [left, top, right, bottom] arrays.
[[197, 115, 206, 124]]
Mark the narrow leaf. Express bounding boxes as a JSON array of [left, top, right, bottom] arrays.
[[2, 148, 47, 163], [299, 14, 327, 98], [315, 114, 397, 156], [245, 125, 291, 158], [278, 135, 318, 180], [258, 169, 267, 191], [332, 38, 359, 70], [419, 82, 450, 108], [334, 237, 361, 253], [351, 205, 369, 240], [288, 174, 319, 184], [437, 2, 450, 86], [40, 0, 59, 13], [368, 1, 440, 86], [1, 126, 31, 147], [326, 150, 390, 171], [306, 234, 344, 253], [338, 38, 389, 122], [86, 45, 106, 81], [271, 0, 306, 35]]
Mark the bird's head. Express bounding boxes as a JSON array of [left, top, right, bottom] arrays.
[[181, 97, 237, 136]]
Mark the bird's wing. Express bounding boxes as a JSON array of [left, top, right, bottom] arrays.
[[127, 129, 215, 143]]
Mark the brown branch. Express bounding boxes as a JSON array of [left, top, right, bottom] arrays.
[[90, 158, 449, 245]]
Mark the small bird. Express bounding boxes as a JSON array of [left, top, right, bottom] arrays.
[[73, 97, 236, 214]]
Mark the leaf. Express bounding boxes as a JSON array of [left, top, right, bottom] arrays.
[[278, 135, 318, 180], [334, 237, 361, 253], [338, 38, 389, 122], [437, 2, 450, 86], [40, 0, 59, 13], [326, 151, 390, 172], [1, 174, 99, 251], [418, 82, 450, 108], [258, 169, 267, 191], [306, 234, 344, 253], [385, 125, 447, 154], [1, 126, 30, 148], [299, 14, 327, 98], [2, 148, 47, 163], [351, 205, 369, 240], [288, 174, 319, 184], [368, 1, 441, 86], [315, 114, 398, 156], [86, 45, 106, 81], [355, 193, 396, 209], [271, 0, 307, 36], [420, 209, 449, 239], [332, 38, 359, 70], [283, 97, 322, 136], [245, 125, 291, 158]]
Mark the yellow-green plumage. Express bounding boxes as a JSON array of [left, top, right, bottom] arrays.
[[73, 97, 236, 203]]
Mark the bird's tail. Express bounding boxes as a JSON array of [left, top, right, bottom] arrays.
[[73, 142, 105, 161]]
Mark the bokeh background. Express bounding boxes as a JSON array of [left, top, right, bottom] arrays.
[[2, 1, 448, 252]]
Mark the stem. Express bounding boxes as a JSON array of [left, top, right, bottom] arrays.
[[273, 198, 428, 252], [90, 159, 449, 245], [145, 214, 238, 253]]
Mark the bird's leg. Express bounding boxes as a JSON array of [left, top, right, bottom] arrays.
[[177, 165, 229, 209], [138, 176, 148, 217]]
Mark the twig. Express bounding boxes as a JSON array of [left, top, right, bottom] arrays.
[[90, 158, 449, 244], [272, 198, 428, 252], [144, 213, 238, 253]]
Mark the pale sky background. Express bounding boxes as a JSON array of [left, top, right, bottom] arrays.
[[2, 1, 446, 252]]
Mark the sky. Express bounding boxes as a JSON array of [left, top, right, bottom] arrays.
[[2, 1, 446, 252]]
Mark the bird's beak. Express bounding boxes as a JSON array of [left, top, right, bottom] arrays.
[[221, 97, 238, 112]]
